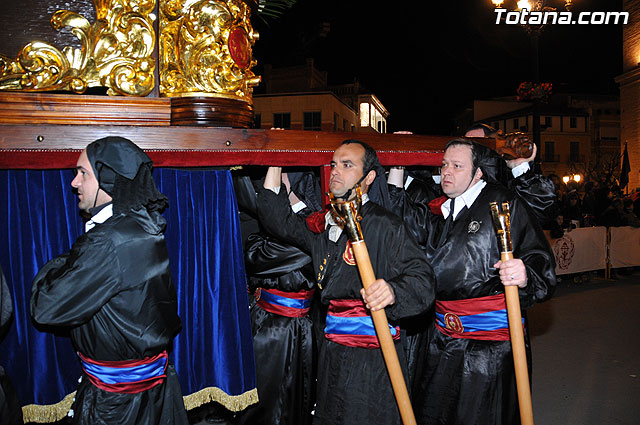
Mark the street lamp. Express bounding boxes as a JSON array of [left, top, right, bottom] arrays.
[[562, 173, 582, 184], [492, 1, 573, 10], [491, 0, 575, 79], [490, 0, 575, 171]]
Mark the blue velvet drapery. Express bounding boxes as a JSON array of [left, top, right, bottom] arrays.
[[0, 170, 83, 407], [157, 169, 256, 405], [0, 168, 255, 412]]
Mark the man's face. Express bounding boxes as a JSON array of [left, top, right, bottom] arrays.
[[329, 143, 370, 200], [71, 149, 112, 212], [440, 144, 482, 198]]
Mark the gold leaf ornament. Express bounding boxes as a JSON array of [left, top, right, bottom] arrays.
[[0, 0, 157, 96], [160, 0, 260, 99]]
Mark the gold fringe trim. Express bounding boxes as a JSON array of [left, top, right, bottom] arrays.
[[21, 391, 76, 424], [183, 386, 258, 412], [19, 386, 258, 422]]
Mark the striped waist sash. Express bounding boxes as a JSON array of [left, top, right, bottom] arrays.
[[435, 294, 524, 341], [78, 350, 168, 394], [325, 299, 400, 349], [256, 288, 315, 318]]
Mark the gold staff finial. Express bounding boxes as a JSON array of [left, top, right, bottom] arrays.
[[490, 201, 512, 254]]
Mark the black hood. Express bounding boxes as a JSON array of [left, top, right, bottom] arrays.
[[86, 136, 152, 195]]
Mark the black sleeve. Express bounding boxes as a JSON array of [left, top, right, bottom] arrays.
[[31, 232, 123, 327], [509, 169, 557, 224], [388, 185, 433, 247], [511, 197, 557, 308], [256, 185, 318, 254], [245, 232, 312, 277]]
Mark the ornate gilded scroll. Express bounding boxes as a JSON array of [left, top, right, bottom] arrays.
[[0, 0, 156, 96], [159, 0, 261, 100]]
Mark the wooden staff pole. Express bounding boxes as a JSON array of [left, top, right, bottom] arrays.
[[329, 191, 416, 425], [490, 202, 534, 425], [502, 251, 535, 425], [350, 240, 417, 425]]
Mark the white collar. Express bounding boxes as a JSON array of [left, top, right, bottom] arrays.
[[326, 193, 369, 242], [442, 180, 487, 220], [85, 203, 113, 232]]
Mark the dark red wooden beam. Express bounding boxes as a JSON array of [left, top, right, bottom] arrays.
[[0, 125, 451, 169]]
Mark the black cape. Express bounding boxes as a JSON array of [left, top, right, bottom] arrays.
[[31, 208, 188, 425], [257, 186, 435, 425]]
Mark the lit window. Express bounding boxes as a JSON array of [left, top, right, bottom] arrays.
[[360, 103, 370, 127]]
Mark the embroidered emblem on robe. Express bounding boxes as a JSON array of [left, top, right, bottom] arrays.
[[343, 241, 356, 266], [468, 220, 481, 234], [444, 313, 464, 333]]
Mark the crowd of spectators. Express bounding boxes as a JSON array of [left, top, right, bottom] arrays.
[[544, 176, 640, 238], [543, 177, 640, 281]]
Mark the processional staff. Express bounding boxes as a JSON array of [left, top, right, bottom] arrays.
[[490, 201, 535, 425], [328, 186, 416, 425]]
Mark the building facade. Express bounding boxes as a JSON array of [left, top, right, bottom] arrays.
[[456, 94, 620, 181], [253, 59, 389, 134], [616, 0, 640, 191]]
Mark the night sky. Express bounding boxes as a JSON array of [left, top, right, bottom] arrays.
[[251, 0, 623, 135]]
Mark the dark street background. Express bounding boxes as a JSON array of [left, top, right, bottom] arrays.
[[529, 269, 640, 425], [254, 0, 623, 135]]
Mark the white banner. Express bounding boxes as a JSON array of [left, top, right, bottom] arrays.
[[609, 226, 640, 268], [547, 227, 607, 275]]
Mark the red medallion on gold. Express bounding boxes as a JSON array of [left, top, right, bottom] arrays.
[[228, 27, 251, 69]]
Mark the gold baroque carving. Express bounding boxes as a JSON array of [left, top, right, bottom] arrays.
[[0, 0, 156, 96], [159, 0, 261, 100]]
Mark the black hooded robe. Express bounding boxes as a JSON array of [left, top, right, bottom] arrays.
[[237, 232, 316, 425], [234, 172, 321, 425], [392, 181, 556, 425], [257, 186, 435, 425], [31, 208, 188, 425]]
